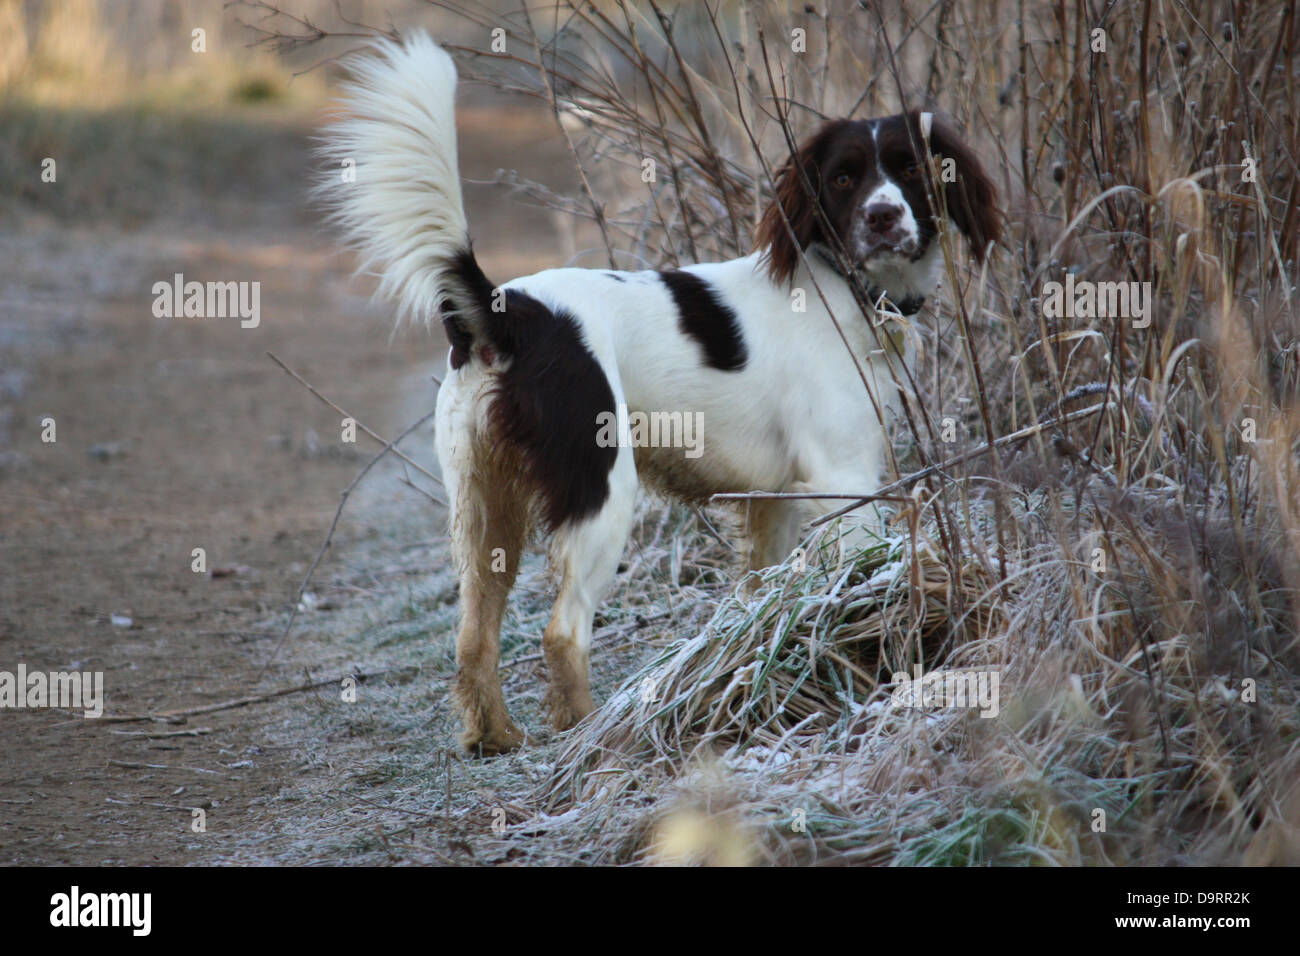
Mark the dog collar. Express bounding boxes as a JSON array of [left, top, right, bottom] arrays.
[[813, 246, 926, 317]]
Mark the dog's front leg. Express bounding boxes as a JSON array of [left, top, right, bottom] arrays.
[[741, 497, 807, 573], [542, 456, 637, 732], [790, 472, 893, 567]]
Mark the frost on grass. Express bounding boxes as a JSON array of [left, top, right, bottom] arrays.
[[249, 0, 1300, 865]]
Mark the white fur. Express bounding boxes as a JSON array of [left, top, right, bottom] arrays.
[[316, 33, 469, 326], [854, 180, 921, 257]]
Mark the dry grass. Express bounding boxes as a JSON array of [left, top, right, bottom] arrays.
[[245, 0, 1300, 864]]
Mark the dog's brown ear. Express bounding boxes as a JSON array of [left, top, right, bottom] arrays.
[[756, 120, 849, 285], [914, 110, 1001, 262]]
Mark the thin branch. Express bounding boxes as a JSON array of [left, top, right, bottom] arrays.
[[711, 402, 1113, 526]]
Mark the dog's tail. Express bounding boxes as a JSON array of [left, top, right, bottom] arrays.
[[317, 32, 495, 348]]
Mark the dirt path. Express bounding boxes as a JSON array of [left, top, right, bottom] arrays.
[[0, 100, 575, 864]]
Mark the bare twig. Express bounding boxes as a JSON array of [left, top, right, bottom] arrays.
[[711, 402, 1112, 525], [99, 666, 420, 723], [265, 352, 445, 492]]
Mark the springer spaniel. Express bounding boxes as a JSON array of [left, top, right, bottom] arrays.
[[322, 32, 1000, 753]]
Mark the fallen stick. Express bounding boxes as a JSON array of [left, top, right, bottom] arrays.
[[108, 760, 220, 775], [109, 726, 215, 739], [98, 667, 417, 723], [105, 798, 199, 813]]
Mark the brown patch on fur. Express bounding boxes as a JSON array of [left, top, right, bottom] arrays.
[[483, 289, 619, 532], [633, 442, 787, 507], [541, 619, 595, 732], [447, 435, 532, 754], [443, 250, 620, 532], [756, 120, 851, 286], [658, 269, 748, 371], [916, 110, 1002, 261]]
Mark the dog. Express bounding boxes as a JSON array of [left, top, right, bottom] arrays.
[[321, 32, 1000, 753]]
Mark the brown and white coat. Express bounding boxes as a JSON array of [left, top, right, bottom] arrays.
[[320, 32, 1001, 753]]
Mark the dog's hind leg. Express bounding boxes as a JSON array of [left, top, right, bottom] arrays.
[[541, 451, 637, 732], [441, 426, 530, 754]]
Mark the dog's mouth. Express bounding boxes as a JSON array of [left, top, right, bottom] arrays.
[[861, 233, 922, 261]]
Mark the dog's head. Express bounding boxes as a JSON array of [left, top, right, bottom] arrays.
[[757, 110, 1000, 288]]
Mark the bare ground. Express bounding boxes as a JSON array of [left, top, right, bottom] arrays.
[[0, 97, 675, 865]]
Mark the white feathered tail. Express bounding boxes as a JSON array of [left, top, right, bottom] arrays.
[[317, 32, 493, 331]]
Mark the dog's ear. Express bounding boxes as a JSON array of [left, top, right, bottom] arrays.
[[757, 120, 849, 285], [914, 110, 1001, 262]]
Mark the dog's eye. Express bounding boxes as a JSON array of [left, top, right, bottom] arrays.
[[832, 172, 852, 189], [902, 162, 923, 179]]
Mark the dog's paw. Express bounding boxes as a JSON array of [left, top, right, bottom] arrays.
[[545, 691, 595, 733], [461, 722, 525, 757]]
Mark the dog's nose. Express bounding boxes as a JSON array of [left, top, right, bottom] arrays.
[[865, 203, 902, 234]]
